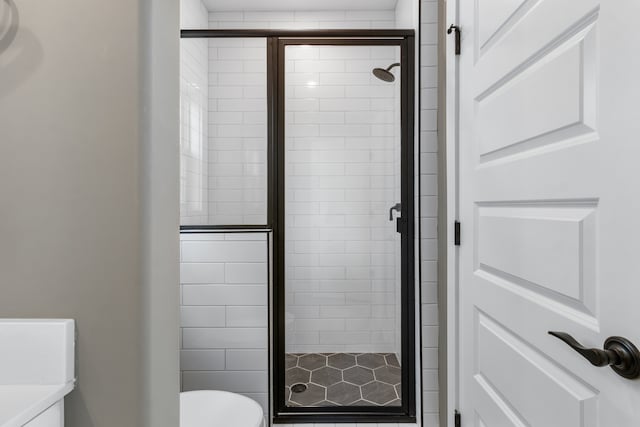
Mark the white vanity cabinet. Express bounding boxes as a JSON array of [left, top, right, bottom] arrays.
[[22, 401, 64, 427], [0, 319, 75, 427]]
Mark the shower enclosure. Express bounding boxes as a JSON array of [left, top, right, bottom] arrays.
[[180, 29, 415, 424]]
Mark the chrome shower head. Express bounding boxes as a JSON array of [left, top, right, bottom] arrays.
[[372, 62, 400, 82]]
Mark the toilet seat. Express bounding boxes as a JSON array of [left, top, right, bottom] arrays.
[[180, 390, 264, 427]]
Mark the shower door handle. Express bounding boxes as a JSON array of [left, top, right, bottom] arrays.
[[389, 203, 401, 221], [389, 203, 405, 234]]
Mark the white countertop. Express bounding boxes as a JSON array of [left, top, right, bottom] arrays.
[[0, 382, 74, 427]]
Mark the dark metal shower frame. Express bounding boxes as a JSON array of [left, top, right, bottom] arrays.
[[180, 29, 416, 425]]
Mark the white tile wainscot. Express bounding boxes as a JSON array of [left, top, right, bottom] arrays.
[[180, 232, 269, 420]]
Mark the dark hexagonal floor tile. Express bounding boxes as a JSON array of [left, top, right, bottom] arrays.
[[343, 366, 374, 385], [327, 381, 361, 405], [385, 353, 400, 367], [311, 366, 342, 387], [285, 353, 406, 408], [356, 353, 386, 369], [351, 399, 374, 406], [285, 366, 310, 387], [385, 398, 401, 406], [299, 353, 327, 370], [328, 353, 356, 369], [285, 353, 298, 369], [315, 400, 338, 407], [289, 383, 326, 406], [374, 365, 401, 385], [361, 381, 398, 405], [285, 387, 303, 407]]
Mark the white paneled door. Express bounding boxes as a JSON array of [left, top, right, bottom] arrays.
[[457, 0, 640, 425]]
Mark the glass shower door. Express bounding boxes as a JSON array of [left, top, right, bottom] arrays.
[[280, 41, 410, 411]]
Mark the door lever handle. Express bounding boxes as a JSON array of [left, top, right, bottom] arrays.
[[548, 331, 617, 366], [549, 331, 640, 379], [389, 203, 401, 221]]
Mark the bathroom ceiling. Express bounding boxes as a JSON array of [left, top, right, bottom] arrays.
[[203, 0, 398, 11]]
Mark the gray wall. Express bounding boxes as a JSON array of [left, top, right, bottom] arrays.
[[0, 0, 179, 426], [140, 0, 181, 426]]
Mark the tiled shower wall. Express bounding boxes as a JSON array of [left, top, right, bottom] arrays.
[[240, 5, 440, 425], [419, 0, 440, 424], [180, 0, 209, 225], [179, 1, 440, 425], [180, 233, 269, 416], [206, 38, 268, 225], [284, 44, 402, 355], [208, 10, 396, 29]]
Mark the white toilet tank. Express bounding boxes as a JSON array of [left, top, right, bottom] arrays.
[[180, 390, 264, 427]]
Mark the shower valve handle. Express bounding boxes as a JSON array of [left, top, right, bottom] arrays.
[[389, 203, 402, 221]]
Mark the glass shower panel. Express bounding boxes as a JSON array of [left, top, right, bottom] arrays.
[[179, 37, 268, 226], [284, 44, 402, 407], [180, 38, 209, 225]]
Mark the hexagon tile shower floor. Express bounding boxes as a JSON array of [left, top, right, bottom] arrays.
[[285, 353, 401, 407]]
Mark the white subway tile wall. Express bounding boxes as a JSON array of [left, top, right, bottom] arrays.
[[178, 2, 438, 426], [277, 425, 408, 427], [209, 10, 396, 30], [419, 0, 440, 425], [181, 0, 208, 29], [180, 0, 209, 225], [207, 38, 268, 225], [180, 232, 269, 419], [284, 44, 402, 355]]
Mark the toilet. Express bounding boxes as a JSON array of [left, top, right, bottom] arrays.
[[180, 390, 264, 427]]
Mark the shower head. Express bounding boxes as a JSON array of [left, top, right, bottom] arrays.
[[372, 62, 400, 82]]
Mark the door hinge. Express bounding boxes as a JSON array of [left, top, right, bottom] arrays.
[[454, 221, 461, 246], [447, 24, 461, 55], [455, 410, 462, 427]]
